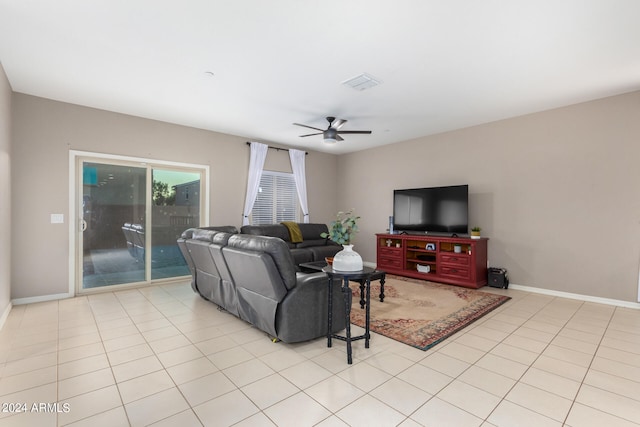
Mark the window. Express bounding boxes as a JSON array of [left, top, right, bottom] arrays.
[[252, 171, 300, 224]]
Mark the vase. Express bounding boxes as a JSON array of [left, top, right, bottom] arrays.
[[332, 244, 363, 271]]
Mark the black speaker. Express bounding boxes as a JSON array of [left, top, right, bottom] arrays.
[[488, 267, 509, 288]]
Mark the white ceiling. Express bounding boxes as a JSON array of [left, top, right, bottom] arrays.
[[1, 1, 639, 154]]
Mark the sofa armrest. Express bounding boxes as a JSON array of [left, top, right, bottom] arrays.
[[275, 272, 346, 343], [294, 271, 329, 284]]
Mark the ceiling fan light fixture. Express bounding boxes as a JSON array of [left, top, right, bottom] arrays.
[[323, 128, 338, 143]]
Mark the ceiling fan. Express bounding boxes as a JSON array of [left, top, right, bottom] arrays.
[[293, 116, 372, 144]]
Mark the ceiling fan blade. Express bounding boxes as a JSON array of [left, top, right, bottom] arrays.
[[331, 119, 347, 130], [293, 123, 324, 132], [294, 118, 371, 142], [336, 130, 372, 134]]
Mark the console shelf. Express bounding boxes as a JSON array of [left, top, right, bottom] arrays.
[[376, 233, 488, 288]]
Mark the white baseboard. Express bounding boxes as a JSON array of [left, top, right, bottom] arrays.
[[508, 283, 640, 309], [0, 301, 12, 331], [12, 292, 72, 306], [372, 261, 640, 309]]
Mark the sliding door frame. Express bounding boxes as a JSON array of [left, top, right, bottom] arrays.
[[69, 150, 210, 296]]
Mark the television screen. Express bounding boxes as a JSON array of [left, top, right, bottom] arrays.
[[393, 185, 468, 234]]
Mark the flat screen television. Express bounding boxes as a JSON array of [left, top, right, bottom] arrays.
[[393, 185, 468, 235]]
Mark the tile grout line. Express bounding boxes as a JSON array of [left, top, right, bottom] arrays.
[[146, 288, 213, 427], [442, 293, 585, 425], [562, 305, 640, 426]]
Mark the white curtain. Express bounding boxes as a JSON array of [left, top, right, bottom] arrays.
[[242, 142, 269, 225], [289, 148, 310, 223]]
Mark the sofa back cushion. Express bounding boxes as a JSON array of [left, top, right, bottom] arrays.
[[180, 228, 196, 239], [199, 225, 239, 234], [225, 234, 297, 290], [177, 228, 196, 274], [223, 234, 295, 337], [185, 232, 221, 301], [297, 223, 330, 240], [205, 231, 239, 315], [192, 228, 216, 241], [240, 224, 292, 246], [208, 232, 236, 287]]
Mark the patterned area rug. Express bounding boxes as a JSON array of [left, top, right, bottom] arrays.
[[348, 275, 511, 351]]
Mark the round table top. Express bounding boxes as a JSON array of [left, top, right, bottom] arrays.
[[321, 265, 378, 279]]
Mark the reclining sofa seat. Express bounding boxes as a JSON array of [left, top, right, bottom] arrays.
[[177, 226, 239, 301], [182, 228, 239, 316], [224, 234, 347, 342], [178, 227, 346, 343], [223, 235, 296, 338]]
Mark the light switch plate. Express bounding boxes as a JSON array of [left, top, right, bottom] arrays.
[[51, 214, 64, 224]]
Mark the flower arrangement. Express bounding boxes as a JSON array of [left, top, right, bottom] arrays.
[[321, 209, 360, 245]]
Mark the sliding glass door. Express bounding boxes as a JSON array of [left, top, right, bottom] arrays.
[[81, 162, 147, 288], [77, 156, 205, 292], [151, 168, 201, 280]]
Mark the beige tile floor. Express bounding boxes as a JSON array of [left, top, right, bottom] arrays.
[[0, 281, 639, 426]]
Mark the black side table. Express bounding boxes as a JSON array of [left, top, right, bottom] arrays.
[[299, 261, 386, 307], [356, 269, 386, 309], [324, 266, 383, 364]]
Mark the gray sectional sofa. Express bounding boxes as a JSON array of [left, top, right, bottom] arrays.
[[240, 223, 342, 265], [178, 226, 346, 343]]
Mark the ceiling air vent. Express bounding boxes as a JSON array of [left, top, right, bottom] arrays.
[[342, 73, 381, 91]]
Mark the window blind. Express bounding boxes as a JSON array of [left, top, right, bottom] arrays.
[[252, 171, 299, 225]]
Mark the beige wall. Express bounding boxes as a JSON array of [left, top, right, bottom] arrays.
[[11, 94, 338, 299], [0, 63, 11, 318], [339, 91, 640, 302], [9, 90, 640, 303]]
